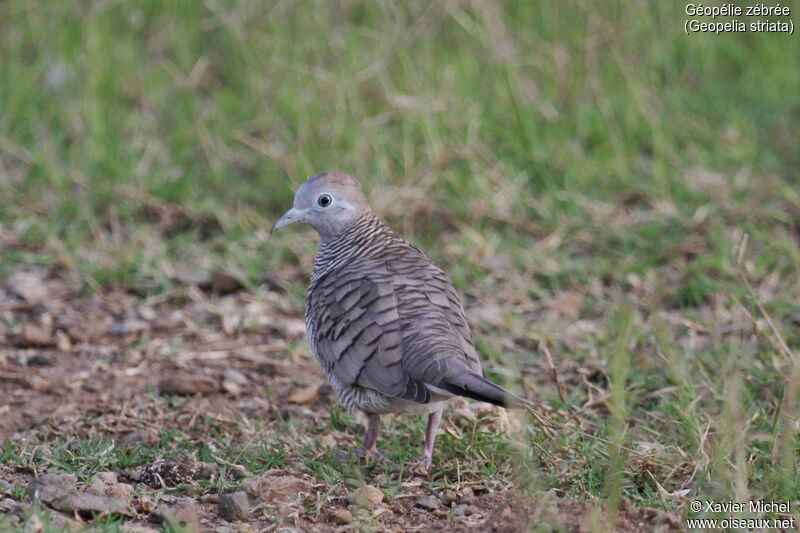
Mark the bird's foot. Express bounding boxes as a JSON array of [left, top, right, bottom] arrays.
[[355, 446, 392, 462], [335, 447, 394, 466], [404, 455, 433, 474]]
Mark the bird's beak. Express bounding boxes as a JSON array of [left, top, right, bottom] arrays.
[[271, 207, 306, 233]]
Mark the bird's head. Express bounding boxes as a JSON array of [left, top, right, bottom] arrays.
[[272, 171, 370, 238]]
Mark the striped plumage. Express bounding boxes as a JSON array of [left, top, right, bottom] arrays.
[[272, 171, 523, 468]]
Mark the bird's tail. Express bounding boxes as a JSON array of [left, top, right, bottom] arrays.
[[437, 373, 529, 408]]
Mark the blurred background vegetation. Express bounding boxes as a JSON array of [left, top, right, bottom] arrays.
[[2, 0, 797, 291], [2, 0, 799, 522]]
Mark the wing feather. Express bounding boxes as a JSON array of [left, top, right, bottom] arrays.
[[307, 246, 480, 404]]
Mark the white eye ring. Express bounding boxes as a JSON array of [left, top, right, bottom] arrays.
[[317, 193, 333, 208]]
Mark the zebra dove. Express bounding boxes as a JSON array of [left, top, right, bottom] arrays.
[[272, 170, 524, 468]]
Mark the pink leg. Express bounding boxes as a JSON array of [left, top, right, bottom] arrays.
[[417, 408, 443, 468], [356, 413, 390, 462]]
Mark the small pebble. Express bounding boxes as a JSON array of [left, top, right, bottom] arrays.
[[218, 491, 249, 521], [352, 485, 383, 509], [414, 495, 441, 511], [18, 324, 52, 346], [27, 354, 53, 366], [328, 508, 354, 525]]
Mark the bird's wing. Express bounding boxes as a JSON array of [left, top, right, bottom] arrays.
[[385, 251, 482, 375], [308, 253, 481, 404]]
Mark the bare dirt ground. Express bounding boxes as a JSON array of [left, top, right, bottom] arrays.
[[0, 266, 681, 532]]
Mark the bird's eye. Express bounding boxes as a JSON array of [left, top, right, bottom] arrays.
[[317, 194, 332, 208]]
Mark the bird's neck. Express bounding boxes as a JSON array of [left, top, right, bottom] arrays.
[[311, 210, 396, 277]]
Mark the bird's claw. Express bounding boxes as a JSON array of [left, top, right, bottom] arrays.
[[335, 448, 395, 468], [355, 447, 392, 463], [405, 455, 433, 474]]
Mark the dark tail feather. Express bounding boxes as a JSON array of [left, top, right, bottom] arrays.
[[437, 373, 527, 408]]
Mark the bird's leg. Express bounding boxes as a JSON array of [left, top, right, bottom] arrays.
[[355, 413, 389, 462], [410, 408, 443, 471]]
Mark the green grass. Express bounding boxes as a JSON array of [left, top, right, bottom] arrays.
[[2, 0, 800, 530]]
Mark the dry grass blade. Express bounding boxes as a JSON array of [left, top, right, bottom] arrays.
[[539, 340, 566, 403], [734, 232, 795, 363]]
